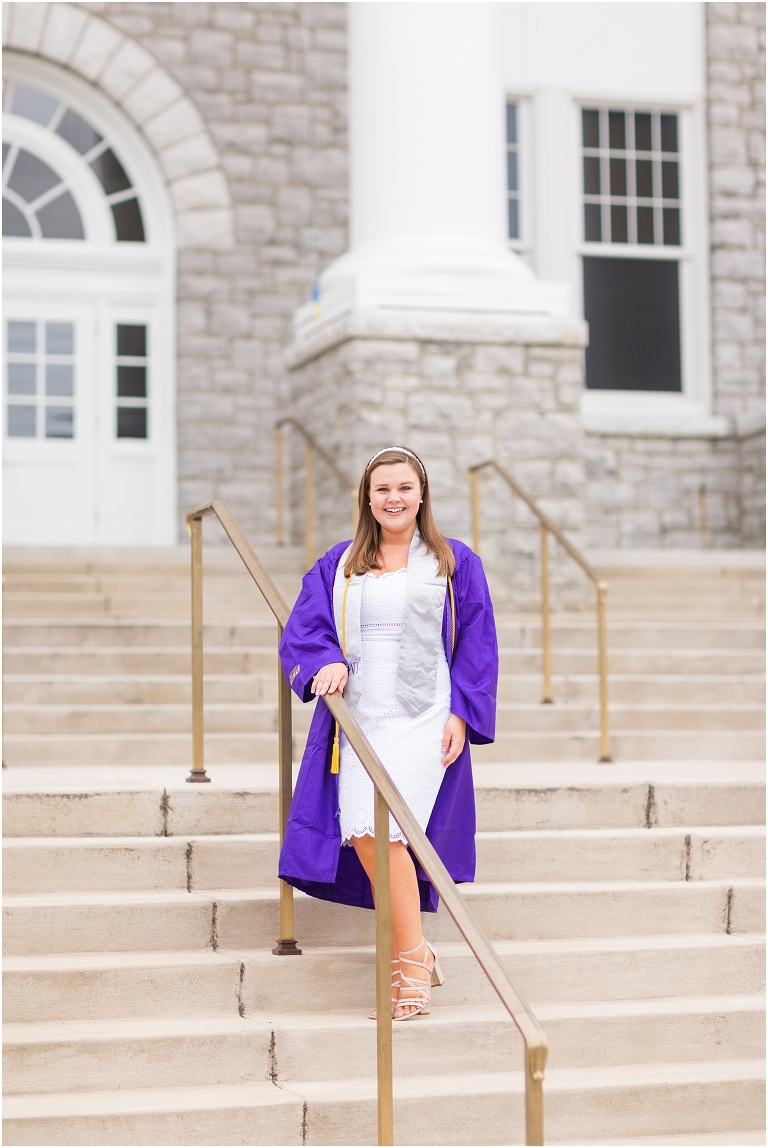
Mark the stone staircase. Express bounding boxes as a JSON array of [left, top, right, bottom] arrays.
[[2, 545, 766, 1144]]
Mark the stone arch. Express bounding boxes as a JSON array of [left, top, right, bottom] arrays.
[[2, 1, 235, 250]]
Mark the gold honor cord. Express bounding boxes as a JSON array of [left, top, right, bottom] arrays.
[[331, 572, 455, 774]]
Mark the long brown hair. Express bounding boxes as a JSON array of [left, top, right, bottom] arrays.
[[344, 447, 456, 578]]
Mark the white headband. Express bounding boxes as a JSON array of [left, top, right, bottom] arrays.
[[365, 446, 426, 478]]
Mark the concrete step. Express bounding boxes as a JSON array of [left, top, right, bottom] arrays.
[[4, 934, 764, 1024], [4, 619, 764, 649], [3, 672, 765, 707], [4, 995, 764, 1095], [3, 878, 763, 957], [5, 700, 764, 737], [2, 1059, 764, 1145], [4, 764, 764, 836], [4, 827, 764, 896], [5, 728, 766, 766], [5, 646, 765, 678]]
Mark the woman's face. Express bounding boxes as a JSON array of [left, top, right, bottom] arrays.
[[368, 461, 423, 537]]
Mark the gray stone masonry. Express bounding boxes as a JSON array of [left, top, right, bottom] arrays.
[[707, 1, 765, 421], [286, 314, 591, 608], [79, 1, 349, 546]]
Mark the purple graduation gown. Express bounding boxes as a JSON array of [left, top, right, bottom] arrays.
[[278, 538, 498, 913]]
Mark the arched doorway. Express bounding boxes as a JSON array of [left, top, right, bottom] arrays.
[[3, 53, 176, 545]]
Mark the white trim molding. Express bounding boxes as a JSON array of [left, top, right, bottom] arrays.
[[2, 2, 234, 250]]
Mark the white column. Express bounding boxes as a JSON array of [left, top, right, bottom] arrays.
[[294, 1, 569, 340]]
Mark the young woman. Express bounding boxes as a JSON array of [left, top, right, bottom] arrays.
[[278, 446, 498, 1020]]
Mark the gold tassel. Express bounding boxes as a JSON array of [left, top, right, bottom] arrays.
[[331, 722, 340, 774]]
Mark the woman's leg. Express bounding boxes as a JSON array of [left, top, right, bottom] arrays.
[[352, 835, 433, 1017]]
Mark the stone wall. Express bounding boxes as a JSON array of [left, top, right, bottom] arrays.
[[286, 313, 590, 608], [80, 0, 349, 545], [707, 1, 765, 421]]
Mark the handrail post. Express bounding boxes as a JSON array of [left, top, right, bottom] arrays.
[[272, 624, 301, 956], [597, 580, 612, 762], [305, 441, 314, 571], [525, 1044, 545, 1146], [374, 786, 394, 1145], [470, 467, 480, 555], [187, 515, 209, 783], [275, 424, 285, 547], [540, 524, 553, 704]]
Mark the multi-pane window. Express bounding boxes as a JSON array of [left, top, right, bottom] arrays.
[[3, 81, 145, 242], [116, 324, 148, 439], [506, 102, 521, 241], [5, 320, 75, 438], [582, 108, 681, 247]]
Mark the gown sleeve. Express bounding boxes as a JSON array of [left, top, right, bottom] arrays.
[[279, 544, 348, 703], [448, 547, 498, 744]]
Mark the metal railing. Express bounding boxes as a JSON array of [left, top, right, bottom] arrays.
[[275, 417, 357, 569], [469, 459, 611, 763], [185, 499, 548, 1145]]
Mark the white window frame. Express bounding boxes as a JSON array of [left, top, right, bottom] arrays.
[[505, 96, 533, 259]]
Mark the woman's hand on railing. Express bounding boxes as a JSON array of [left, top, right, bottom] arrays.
[[441, 714, 466, 767], [311, 662, 349, 696]]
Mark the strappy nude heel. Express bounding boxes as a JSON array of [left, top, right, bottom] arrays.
[[394, 939, 444, 1021], [369, 959, 400, 1020]]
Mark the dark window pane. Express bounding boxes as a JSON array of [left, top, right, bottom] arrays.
[[8, 363, 36, 395], [582, 109, 600, 149], [583, 256, 681, 391], [2, 142, 10, 167], [7, 148, 61, 203], [3, 197, 31, 237], [507, 150, 518, 193], [635, 158, 653, 199], [55, 108, 102, 156], [8, 321, 36, 353], [584, 202, 601, 242], [46, 364, 74, 397], [117, 325, 147, 357], [663, 207, 681, 246], [610, 204, 628, 242], [635, 112, 652, 152], [90, 148, 131, 195], [609, 110, 626, 150], [37, 191, 84, 240], [609, 157, 627, 196], [583, 155, 601, 195], [506, 102, 517, 145], [10, 83, 59, 127], [637, 206, 655, 244], [508, 197, 519, 241], [117, 406, 147, 438], [117, 365, 146, 398], [7, 405, 36, 436], [46, 322, 74, 355], [660, 114, 678, 153], [661, 160, 679, 200], [46, 405, 74, 438], [112, 198, 145, 242]]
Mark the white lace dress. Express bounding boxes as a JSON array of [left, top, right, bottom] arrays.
[[338, 567, 452, 844]]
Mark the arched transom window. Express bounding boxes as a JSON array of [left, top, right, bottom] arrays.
[[2, 80, 145, 242]]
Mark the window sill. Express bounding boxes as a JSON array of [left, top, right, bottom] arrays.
[[581, 391, 730, 439]]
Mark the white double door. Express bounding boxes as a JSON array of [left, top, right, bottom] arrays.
[[3, 277, 176, 546]]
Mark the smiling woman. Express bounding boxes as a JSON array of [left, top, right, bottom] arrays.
[[277, 445, 499, 1024]]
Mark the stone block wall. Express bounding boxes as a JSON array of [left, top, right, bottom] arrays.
[[80, 1, 349, 545], [286, 315, 591, 608], [707, 1, 765, 421]]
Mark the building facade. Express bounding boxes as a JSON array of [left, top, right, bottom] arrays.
[[2, 3, 765, 587]]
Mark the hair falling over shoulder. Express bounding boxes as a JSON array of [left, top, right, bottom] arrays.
[[344, 447, 456, 578]]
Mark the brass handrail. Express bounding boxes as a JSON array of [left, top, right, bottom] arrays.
[[275, 417, 357, 569], [469, 459, 611, 763], [185, 499, 548, 1146]]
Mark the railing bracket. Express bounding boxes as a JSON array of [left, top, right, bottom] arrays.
[[186, 769, 211, 783], [272, 938, 303, 956]]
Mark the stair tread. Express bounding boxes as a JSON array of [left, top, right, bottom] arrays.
[[4, 1059, 765, 1119]]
